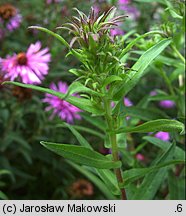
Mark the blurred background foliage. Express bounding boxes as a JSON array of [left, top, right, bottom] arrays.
[[0, 0, 185, 199]]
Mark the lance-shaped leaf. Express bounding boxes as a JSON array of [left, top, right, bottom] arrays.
[[143, 136, 185, 160], [121, 160, 184, 187], [65, 81, 104, 98], [115, 119, 185, 135], [118, 106, 169, 121], [40, 141, 121, 169], [0, 191, 8, 200], [57, 122, 92, 149], [102, 75, 122, 88], [113, 38, 172, 100], [119, 31, 167, 59], [131, 141, 175, 199], [3, 81, 104, 115], [96, 169, 120, 195], [67, 161, 116, 199], [28, 26, 70, 48]]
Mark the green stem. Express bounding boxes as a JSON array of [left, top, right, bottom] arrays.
[[171, 44, 185, 63], [104, 98, 127, 200], [159, 68, 175, 96]]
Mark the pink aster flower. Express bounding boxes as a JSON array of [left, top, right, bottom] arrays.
[[120, 5, 140, 20], [124, 97, 133, 120], [124, 97, 133, 106], [159, 100, 175, 109], [42, 81, 82, 123], [150, 90, 157, 96], [136, 153, 145, 161], [118, 0, 140, 20], [110, 28, 125, 37], [46, 0, 61, 4], [0, 4, 22, 34], [0, 41, 51, 84], [154, 131, 170, 141], [118, 0, 130, 4]]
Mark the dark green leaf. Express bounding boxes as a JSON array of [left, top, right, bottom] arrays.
[[41, 141, 121, 169], [116, 119, 185, 135], [0, 191, 8, 200], [122, 160, 184, 187], [168, 171, 185, 200], [102, 75, 122, 88], [58, 123, 92, 149], [96, 169, 120, 195], [113, 38, 172, 100], [131, 142, 175, 199], [119, 106, 169, 121], [67, 161, 116, 199], [3, 81, 104, 115], [66, 81, 104, 98], [143, 136, 185, 161]]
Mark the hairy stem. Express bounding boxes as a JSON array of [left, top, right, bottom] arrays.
[[104, 98, 127, 200]]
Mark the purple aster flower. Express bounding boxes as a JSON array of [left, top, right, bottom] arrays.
[[159, 100, 175, 109], [118, 0, 130, 4], [124, 97, 133, 106], [46, 0, 61, 4], [43, 81, 82, 123], [0, 41, 51, 84], [118, 0, 140, 20], [111, 97, 133, 108], [154, 131, 170, 141], [136, 153, 145, 161], [120, 5, 140, 20], [110, 28, 125, 37], [0, 4, 22, 33], [124, 97, 133, 120], [150, 90, 157, 96], [93, 5, 100, 15]]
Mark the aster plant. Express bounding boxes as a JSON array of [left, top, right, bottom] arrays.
[[3, 6, 185, 200]]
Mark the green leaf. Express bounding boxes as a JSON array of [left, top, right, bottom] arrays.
[[40, 141, 121, 169], [80, 112, 106, 131], [96, 169, 120, 195], [0, 191, 8, 200], [3, 81, 104, 115], [65, 81, 104, 98], [143, 136, 185, 161], [113, 38, 172, 100], [28, 26, 70, 48], [168, 171, 185, 200], [0, 169, 11, 176], [71, 125, 105, 139], [102, 75, 122, 88], [119, 31, 167, 59], [119, 106, 169, 121], [58, 122, 92, 149], [148, 94, 176, 102], [122, 160, 184, 187], [115, 119, 185, 135], [131, 141, 175, 199], [66, 161, 116, 199]]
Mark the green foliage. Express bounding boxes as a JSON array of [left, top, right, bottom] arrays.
[[40, 141, 121, 169], [116, 119, 185, 134], [0, 0, 185, 200], [113, 38, 172, 99]]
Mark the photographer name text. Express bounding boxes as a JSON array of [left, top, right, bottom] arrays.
[[2, 203, 116, 214]]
